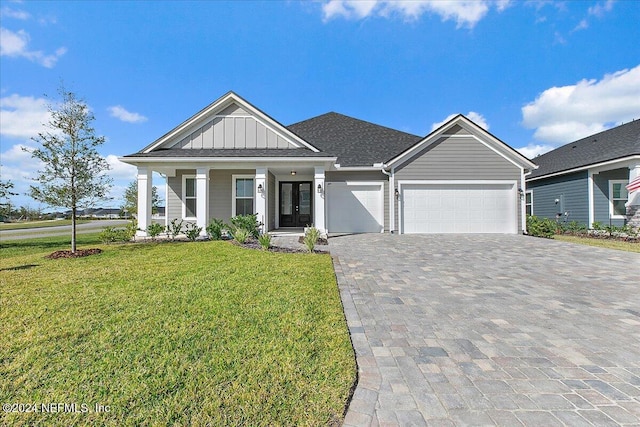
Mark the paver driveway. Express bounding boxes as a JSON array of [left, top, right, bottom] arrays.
[[331, 234, 640, 426]]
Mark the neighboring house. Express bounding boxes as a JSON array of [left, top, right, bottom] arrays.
[[525, 120, 640, 228], [120, 92, 536, 236], [152, 206, 166, 219], [81, 208, 122, 219]]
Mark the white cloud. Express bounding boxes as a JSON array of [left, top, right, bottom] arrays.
[[573, 19, 588, 32], [105, 155, 137, 180], [0, 7, 30, 20], [431, 111, 489, 131], [588, 0, 615, 17], [516, 143, 556, 159], [0, 94, 50, 139], [0, 27, 66, 68], [107, 105, 148, 123], [522, 65, 640, 144], [321, 0, 510, 28]]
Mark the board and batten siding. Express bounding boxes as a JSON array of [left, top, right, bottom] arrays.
[[166, 169, 255, 224], [169, 103, 295, 150], [593, 168, 629, 227], [325, 171, 390, 232], [393, 136, 523, 232], [527, 171, 589, 225]]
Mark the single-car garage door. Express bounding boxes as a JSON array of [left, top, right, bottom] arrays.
[[326, 182, 384, 233], [401, 182, 516, 234]]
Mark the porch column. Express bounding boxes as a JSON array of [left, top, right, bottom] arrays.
[[255, 167, 267, 233], [136, 166, 152, 237], [626, 162, 640, 228], [314, 166, 326, 234], [196, 167, 209, 236]]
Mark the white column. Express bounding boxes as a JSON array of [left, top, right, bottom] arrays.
[[588, 170, 595, 228], [255, 167, 267, 233], [389, 168, 395, 233], [136, 166, 152, 236], [627, 162, 640, 207], [196, 167, 209, 236], [314, 166, 326, 234]]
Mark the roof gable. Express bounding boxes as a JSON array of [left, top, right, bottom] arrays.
[[528, 119, 640, 180], [141, 92, 320, 153], [387, 114, 536, 170]]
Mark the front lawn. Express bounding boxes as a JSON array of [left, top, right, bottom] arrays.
[[0, 236, 355, 426], [553, 234, 640, 253]]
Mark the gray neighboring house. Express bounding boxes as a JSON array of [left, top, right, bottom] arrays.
[[119, 91, 536, 236], [525, 119, 640, 228]]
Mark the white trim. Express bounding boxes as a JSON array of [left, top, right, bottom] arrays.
[[255, 168, 267, 233], [232, 174, 255, 217], [397, 179, 518, 234], [609, 179, 629, 219], [195, 167, 209, 235], [520, 168, 526, 233], [314, 166, 326, 233], [141, 92, 321, 153], [525, 190, 533, 217], [325, 181, 385, 233], [527, 155, 640, 182], [136, 166, 152, 236], [588, 170, 595, 227], [182, 174, 197, 220], [119, 156, 337, 164], [332, 165, 382, 171]]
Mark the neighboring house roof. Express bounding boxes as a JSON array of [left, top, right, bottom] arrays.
[[528, 119, 640, 180], [287, 112, 422, 167]]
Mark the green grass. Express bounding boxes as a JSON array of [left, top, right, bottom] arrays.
[[0, 236, 356, 426], [0, 219, 90, 230], [553, 234, 640, 253]]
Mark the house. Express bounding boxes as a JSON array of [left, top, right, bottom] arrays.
[[525, 120, 640, 228], [119, 92, 536, 236]]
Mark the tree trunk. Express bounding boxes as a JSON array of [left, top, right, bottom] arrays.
[[71, 206, 77, 253]]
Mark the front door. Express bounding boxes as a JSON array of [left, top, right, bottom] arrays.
[[279, 182, 312, 227]]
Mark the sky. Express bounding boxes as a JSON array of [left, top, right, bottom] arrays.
[[1, 0, 639, 210]]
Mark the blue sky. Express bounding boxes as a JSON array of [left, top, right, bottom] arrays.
[[1, 0, 639, 210]]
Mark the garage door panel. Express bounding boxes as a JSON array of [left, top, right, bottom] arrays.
[[327, 183, 383, 233], [401, 183, 515, 234]]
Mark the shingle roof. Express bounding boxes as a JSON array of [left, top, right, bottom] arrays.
[[123, 148, 333, 158], [528, 120, 640, 180], [287, 112, 421, 166]]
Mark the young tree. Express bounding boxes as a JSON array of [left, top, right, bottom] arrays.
[[26, 85, 112, 253], [0, 179, 17, 219], [122, 180, 160, 216]]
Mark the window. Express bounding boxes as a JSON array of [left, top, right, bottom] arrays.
[[525, 191, 533, 216], [609, 180, 628, 218], [183, 175, 197, 219], [233, 176, 254, 216]]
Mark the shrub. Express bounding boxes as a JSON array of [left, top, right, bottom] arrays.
[[147, 223, 165, 241], [230, 214, 262, 238], [591, 221, 603, 231], [125, 220, 138, 241], [206, 218, 225, 240], [566, 221, 587, 235], [167, 218, 184, 241], [233, 228, 250, 244], [257, 233, 271, 250], [526, 215, 555, 238], [184, 222, 203, 241], [99, 227, 123, 244], [303, 226, 321, 252]]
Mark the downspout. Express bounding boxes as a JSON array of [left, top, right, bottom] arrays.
[[380, 165, 394, 233]]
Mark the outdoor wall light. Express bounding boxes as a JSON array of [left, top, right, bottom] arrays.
[[394, 188, 400, 199], [290, 170, 296, 176], [257, 183, 264, 193], [518, 187, 524, 198], [317, 183, 323, 193]]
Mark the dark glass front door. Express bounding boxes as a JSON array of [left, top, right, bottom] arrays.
[[279, 182, 312, 227]]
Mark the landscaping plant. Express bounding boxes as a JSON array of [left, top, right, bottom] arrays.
[[147, 223, 165, 241], [167, 218, 184, 241], [230, 213, 262, 238], [233, 228, 251, 244], [258, 232, 272, 250], [303, 226, 321, 252], [206, 218, 225, 240], [184, 222, 203, 241], [526, 215, 555, 238]]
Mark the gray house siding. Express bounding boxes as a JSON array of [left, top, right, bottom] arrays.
[[593, 168, 629, 227], [325, 170, 390, 231], [527, 171, 589, 225], [393, 136, 523, 232], [166, 169, 195, 222]]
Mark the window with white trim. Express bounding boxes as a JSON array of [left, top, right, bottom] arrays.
[[525, 191, 533, 216], [609, 180, 628, 218], [233, 176, 254, 216], [183, 175, 197, 219]]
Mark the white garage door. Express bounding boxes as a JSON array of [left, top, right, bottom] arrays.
[[326, 182, 384, 233], [401, 182, 516, 234]]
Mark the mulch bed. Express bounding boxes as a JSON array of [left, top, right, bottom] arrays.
[[298, 236, 328, 245], [45, 248, 103, 259], [230, 240, 328, 254]]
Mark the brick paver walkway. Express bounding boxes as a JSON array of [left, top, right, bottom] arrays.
[[331, 234, 640, 426]]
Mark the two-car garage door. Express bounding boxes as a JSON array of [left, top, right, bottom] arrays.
[[400, 182, 517, 234]]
